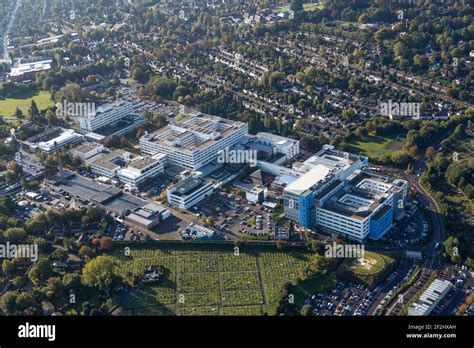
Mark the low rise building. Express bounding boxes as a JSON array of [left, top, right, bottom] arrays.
[[70, 143, 105, 164], [90, 150, 166, 188], [8, 59, 52, 81], [90, 150, 138, 178], [246, 185, 268, 204], [408, 279, 453, 316], [117, 153, 166, 188], [46, 170, 147, 217], [167, 176, 213, 209], [25, 128, 84, 154], [254, 132, 300, 160], [125, 202, 169, 229]]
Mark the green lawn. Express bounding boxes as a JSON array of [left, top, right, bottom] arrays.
[[348, 251, 386, 275], [246, 215, 256, 226], [291, 274, 337, 306], [276, 2, 324, 12], [111, 243, 310, 315], [0, 90, 53, 123], [343, 252, 397, 288], [348, 135, 405, 159]]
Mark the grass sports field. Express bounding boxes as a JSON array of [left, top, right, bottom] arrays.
[[0, 90, 52, 123], [112, 243, 311, 315], [348, 135, 405, 159]]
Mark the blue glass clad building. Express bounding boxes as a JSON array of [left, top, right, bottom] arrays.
[[298, 193, 314, 228], [369, 204, 394, 240]]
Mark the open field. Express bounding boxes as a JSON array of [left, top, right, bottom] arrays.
[[348, 135, 405, 159], [0, 90, 52, 123], [276, 2, 324, 12], [111, 242, 311, 315]]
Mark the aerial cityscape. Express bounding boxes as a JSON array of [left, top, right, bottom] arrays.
[[0, 0, 472, 339]]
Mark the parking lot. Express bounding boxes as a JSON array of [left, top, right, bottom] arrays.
[[438, 266, 474, 316], [111, 222, 130, 241], [304, 282, 378, 316], [197, 192, 276, 240], [384, 212, 429, 248]]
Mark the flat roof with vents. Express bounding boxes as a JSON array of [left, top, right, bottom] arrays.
[[141, 113, 246, 152], [408, 279, 452, 316], [285, 165, 332, 195]]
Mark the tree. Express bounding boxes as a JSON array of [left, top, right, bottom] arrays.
[[79, 245, 94, 258], [408, 145, 419, 159], [354, 127, 368, 137], [45, 277, 65, 300], [15, 292, 36, 312], [300, 135, 321, 152], [13, 107, 24, 119], [28, 258, 54, 285], [2, 259, 15, 275], [290, 0, 304, 12], [51, 248, 68, 261], [63, 273, 81, 291], [145, 76, 177, 97], [33, 237, 51, 254], [294, 119, 303, 131], [43, 156, 58, 179], [301, 304, 313, 316], [204, 217, 215, 227], [443, 236, 462, 263], [413, 54, 428, 69], [425, 146, 436, 161], [393, 42, 408, 58], [342, 109, 357, 122], [135, 128, 145, 139], [0, 196, 15, 216], [99, 236, 114, 252], [269, 72, 285, 91], [82, 255, 116, 295], [1, 291, 18, 315], [7, 161, 23, 175], [390, 150, 411, 166], [4, 227, 27, 243], [12, 275, 27, 289], [29, 100, 39, 119], [276, 239, 285, 251], [54, 83, 92, 103]]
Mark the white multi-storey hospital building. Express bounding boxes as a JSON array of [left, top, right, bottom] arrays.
[[139, 112, 248, 170], [278, 145, 408, 242]]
